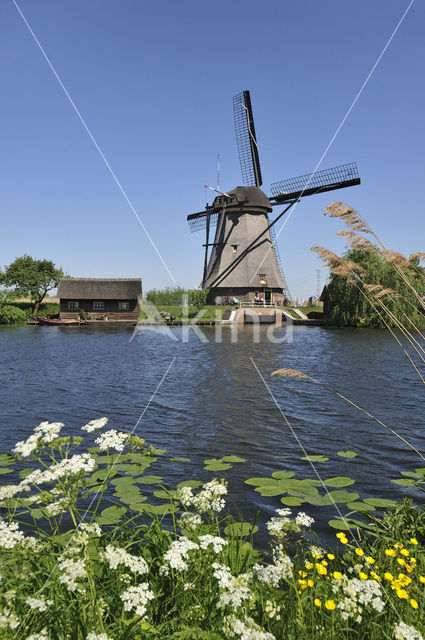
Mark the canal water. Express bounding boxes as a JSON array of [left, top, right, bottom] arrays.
[[1, 324, 424, 543]]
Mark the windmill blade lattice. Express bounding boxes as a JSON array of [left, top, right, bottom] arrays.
[[233, 91, 263, 187], [270, 163, 360, 202]]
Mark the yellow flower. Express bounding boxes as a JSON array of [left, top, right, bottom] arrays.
[[410, 599, 419, 609], [397, 589, 408, 600], [398, 573, 411, 586], [394, 543, 403, 549], [305, 562, 314, 570], [327, 553, 335, 560], [298, 579, 307, 589], [371, 571, 381, 582], [400, 549, 409, 557], [410, 558, 417, 565], [312, 553, 322, 559], [384, 572, 394, 581], [325, 600, 336, 610], [410, 538, 418, 545], [397, 558, 406, 566], [419, 576, 425, 584], [385, 549, 396, 557], [336, 532, 348, 544], [316, 564, 327, 576], [333, 571, 342, 580], [359, 572, 368, 580], [406, 565, 414, 574], [307, 579, 314, 587], [365, 556, 375, 564], [321, 560, 328, 566], [355, 548, 364, 557], [314, 598, 322, 607], [298, 571, 307, 577]]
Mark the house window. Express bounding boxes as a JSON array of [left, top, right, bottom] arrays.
[[259, 274, 267, 285], [93, 301, 104, 311], [118, 301, 129, 310], [68, 301, 79, 310]]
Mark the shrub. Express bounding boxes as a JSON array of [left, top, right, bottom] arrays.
[[0, 303, 28, 325]]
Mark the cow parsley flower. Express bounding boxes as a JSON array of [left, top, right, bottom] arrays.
[[57, 557, 86, 591], [13, 422, 63, 458], [25, 631, 49, 640], [160, 537, 199, 575], [198, 535, 227, 553], [120, 583, 154, 619], [394, 622, 424, 640], [95, 430, 128, 452], [295, 512, 314, 527], [0, 608, 19, 629], [177, 479, 227, 513], [86, 634, 113, 640], [252, 554, 293, 587], [103, 544, 149, 575], [178, 512, 202, 531], [212, 563, 253, 610], [223, 614, 276, 640], [0, 519, 25, 549], [81, 417, 108, 433], [25, 597, 53, 612]]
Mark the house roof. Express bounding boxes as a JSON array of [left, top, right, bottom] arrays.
[[57, 278, 142, 299]]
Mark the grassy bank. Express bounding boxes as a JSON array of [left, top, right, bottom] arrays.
[[0, 419, 424, 639], [140, 305, 233, 322]]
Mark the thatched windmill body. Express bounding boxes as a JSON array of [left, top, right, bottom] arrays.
[[187, 91, 361, 304]]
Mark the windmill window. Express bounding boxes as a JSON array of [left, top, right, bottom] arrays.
[[118, 301, 129, 310], [93, 301, 104, 311], [259, 274, 267, 285], [68, 301, 79, 310], [231, 245, 238, 253]]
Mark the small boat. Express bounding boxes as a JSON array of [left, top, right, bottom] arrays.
[[37, 317, 81, 326]]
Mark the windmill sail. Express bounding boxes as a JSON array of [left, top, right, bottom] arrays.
[[233, 91, 262, 187], [270, 163, 360, 203]]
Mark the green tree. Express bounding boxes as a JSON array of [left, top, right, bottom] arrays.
[[325, 247, 425, 328], [2, 255, 64, 317]]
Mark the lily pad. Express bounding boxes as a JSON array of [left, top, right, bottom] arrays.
[[346, 501, 375, 512], [414, 468, 425, 477], [0, 454, 13, 465], [221, 456, 247, 463], [391, 479, 416, 487], [337, 451, 358, 458], [204, 463, 232, 471], [301, 455, 329, 462], [142, 503, 179, 515], [98, 505, 127, 524], [280, 497, 305, 506], [272, 470, 295, 479], [245, 477, 278, 487], [306, 490, 359, 506], [170, 457, 191, 463], [254, 485, 284, 497], [224, 522, 258, 537], [154, 489, 179, 499], [135, 475, 163, 485], [177, 480, 203, 489], [0, 468, 13, 475], [364, 498, 397, 508], [328, 518, 351, 530], [323, 477, 355, 488]]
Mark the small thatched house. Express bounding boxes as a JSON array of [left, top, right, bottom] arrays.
[[57, 278, 142, 321]]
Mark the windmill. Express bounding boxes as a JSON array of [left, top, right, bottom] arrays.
[[187, 90, 360, 305]]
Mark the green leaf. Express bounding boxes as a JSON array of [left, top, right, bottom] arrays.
[[391, 479, 416, 487], [414, 468, 425, 477], [280, 496, 305, 506], [254, 485, 284, 497], [224, 522, 258, 537], [306, 490, 359, 505], [98, 505, 127, 524], [142, 503, 179, 515], [0, 454, 14, 466], [401, 471, 422, 478], [323, 477, 355, 488], [328, 518, 351, 530], [170, 457, 191, 463], [245, 477, 278, 486], [154, 489, 179, 499], [337, 450, 358, 458], [301, 455, 329, 462], [346, 501, 375, 512], [364, 498, 397, 508], [271, 470, 295, 479], [91, 468, 116, 481], [221, 456, 246, 463], [0, 468, 13, 475], [19, 468, 34, 479], [135, 475, 163, 485], [177, 480, 203, 489], [204, 463, 232, 471]]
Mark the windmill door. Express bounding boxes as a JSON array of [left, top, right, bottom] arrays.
[[264, 290, 272, 304]]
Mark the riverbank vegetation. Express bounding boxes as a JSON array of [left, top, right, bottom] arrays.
[[314, 202, 425, 328], [0, 418, 424, 639]]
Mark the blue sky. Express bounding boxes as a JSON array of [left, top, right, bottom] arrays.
[[1, 0, 423, 298]]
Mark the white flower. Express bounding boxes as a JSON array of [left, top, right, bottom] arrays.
[[82, 417, 108, 433], [0, 519, 25, 549], [57, 557, 86, 591], [103, 544, 148, 575], [26, 597, 53, 612], [295, 512, 314, 527], [80, 522, 102, 537], [276, 508, 292, 517], [394, 622, 424, 640], [0, 608, 20, 629], [95, 429, 128, 452], [46, 498, 69, 516], [252, 554, 293, 587], [177, 479, 227, 513], [212, 563, 253, 610], [120, 583, 154, 619], [198, 535, 227, 553], [178, 512, 202, 531], [86, 634, 113, 640], [25, 631, 49, 640], [160, 537, 199, 575], [223, 614, 275, 640], [13, 422, 63, 457]]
